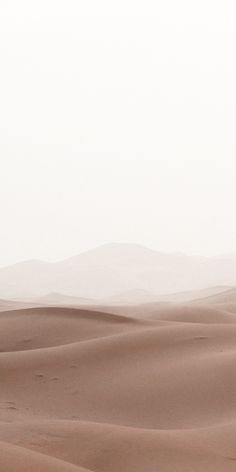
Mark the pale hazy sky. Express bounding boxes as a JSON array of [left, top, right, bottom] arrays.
[[0, 0, 236, 266]]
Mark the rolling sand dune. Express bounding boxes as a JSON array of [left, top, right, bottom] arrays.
[[2, 295, 236, 470], [192, 287, 236, 305], [0, 441, 90, 472], [0, 307, 149, 351], [105, 301, 236, 324], [0, 299, 39, 312], [104, 285, 233, 305]]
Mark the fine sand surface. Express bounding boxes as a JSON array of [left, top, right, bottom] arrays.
[[1, 292, 236, 471]]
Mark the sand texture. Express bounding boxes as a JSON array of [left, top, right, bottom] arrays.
[[1, 290, 236, 471]]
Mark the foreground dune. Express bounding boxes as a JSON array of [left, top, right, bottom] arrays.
[[1, 299, 236, 470], [0, 307, 147, 351], [0, 441, 90, 472], [1, 419, 236, 472]]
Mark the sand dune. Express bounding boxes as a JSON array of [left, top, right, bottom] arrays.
[[157, 285, 233, 303], [100, 300, 236, 323], [1, 419, 236, 472], [105, 285, 234, 305], [2, 322, 236, 428], [193, 287, 236, 305], [2, 297, 236, 470], [0, 298, 39, 312], [0, 441, 90, 472], [0, 306, 146, 351]]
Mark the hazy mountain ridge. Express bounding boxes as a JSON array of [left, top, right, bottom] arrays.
[[0, 243, 236, 300]]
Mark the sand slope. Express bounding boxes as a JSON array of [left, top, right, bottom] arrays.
[[0, 307, 146, 351], [1, 300, 236, 470], [0, 441, 90, 472]]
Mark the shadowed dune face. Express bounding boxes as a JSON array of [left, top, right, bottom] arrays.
[[2, 299, 236, 471]]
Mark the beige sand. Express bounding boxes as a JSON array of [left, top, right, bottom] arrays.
[[1, 296, 236, 470]]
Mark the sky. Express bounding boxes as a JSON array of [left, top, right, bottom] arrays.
[[0, 0, 236, 267]]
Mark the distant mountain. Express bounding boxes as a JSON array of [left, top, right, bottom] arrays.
[[24, 292, 96, 306], [0, 243, 236, 300], [105, 289, 159, 304]]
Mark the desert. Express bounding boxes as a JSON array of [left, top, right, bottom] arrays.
[[1, 1, 236, 469], [1, 245, 236, 471]]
